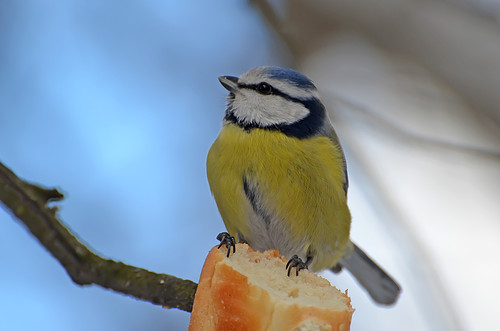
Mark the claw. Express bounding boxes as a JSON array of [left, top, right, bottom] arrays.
[[286, 255, 308, 276], [216, 232, 236, 258]]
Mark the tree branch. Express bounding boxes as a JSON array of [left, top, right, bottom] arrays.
[[0, 162, 197, 312]]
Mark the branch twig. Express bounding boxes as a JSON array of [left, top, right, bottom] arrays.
[[0, 162, 197, 312]]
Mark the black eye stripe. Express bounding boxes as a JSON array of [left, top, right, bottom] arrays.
[[238, 83, 269, 91], [238, 83, 297, 101]]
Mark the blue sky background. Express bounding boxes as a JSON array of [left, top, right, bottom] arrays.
[[0, 1, 282, 329]]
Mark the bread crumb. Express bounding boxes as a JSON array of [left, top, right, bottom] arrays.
[[288, 288, 300, 298]]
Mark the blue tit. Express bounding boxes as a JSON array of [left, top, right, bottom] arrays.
[[207, 66, 401, 305]]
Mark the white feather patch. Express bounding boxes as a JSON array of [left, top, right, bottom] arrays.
[[232, 89, 310, 126]]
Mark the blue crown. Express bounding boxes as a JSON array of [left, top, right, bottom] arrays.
[[261, 66, 316, 89]]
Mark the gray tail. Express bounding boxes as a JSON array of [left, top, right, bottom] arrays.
[[334, 242, 401, 306]]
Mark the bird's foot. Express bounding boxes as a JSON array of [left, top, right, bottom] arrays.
[[286, 255, 308, 276], [216, 232, 236, 258]]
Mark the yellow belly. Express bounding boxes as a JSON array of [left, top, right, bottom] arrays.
[[206, 123, 351, 270]]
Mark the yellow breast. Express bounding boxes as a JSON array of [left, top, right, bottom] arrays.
[[207, 123, 351, 270]]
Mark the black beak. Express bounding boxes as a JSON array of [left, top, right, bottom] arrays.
[[218, 76, 239, 93]]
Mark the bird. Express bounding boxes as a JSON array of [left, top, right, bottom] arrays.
[[206, 65, 401, 305]]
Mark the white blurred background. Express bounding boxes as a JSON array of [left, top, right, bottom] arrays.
[[0, 1, 499, 330]]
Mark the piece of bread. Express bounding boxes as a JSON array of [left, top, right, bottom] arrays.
[[189, 243, 354, 331]]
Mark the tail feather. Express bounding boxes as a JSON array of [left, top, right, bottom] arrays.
[[335, 242, 401, 306]]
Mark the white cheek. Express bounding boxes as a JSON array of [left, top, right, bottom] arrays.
[[233, 91, 309, 126]]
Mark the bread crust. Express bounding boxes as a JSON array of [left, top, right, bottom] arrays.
[[189, 244, 353, 331]]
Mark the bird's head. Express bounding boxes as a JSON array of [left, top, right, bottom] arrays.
[[218, 66, 327, 138]]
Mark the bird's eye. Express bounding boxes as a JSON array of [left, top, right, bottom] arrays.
[[257, 82, 273, 95]]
